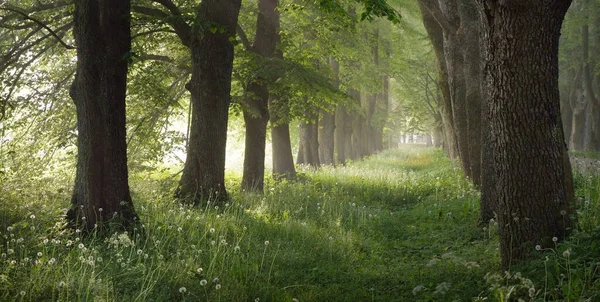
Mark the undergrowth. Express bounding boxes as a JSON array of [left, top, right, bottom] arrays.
[[0, 147, 599, 301]]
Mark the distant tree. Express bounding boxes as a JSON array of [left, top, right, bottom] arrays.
[[476, 0, 576, 268], [67, 0, 139, 230]]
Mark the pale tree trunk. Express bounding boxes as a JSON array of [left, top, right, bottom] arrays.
[[477, 0, 576, 268], [271, 95, 296, 179], [439, 0, 471, 180], [570, 69, 585, 151], [459, 0, 482, 186], [68, 0, 138, 231], [419, 0, 459, 159], [319, 58, 337, 165]]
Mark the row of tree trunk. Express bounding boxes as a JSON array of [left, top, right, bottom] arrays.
[[418, 0, 576, 269]]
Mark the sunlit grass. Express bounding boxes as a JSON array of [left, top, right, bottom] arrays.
[[1, 147, 600, 301]]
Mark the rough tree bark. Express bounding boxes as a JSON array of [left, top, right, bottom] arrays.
[[241, 0, 280, 192], [477, 0, 576, 268], [67, 0, 138, 231], [177, 0, 242, 204]]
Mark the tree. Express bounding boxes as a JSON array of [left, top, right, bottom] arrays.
[[476, 0, 576, 268], [67, 0, 139, 230], [168, 0, 242, 204], [241, 0, 281, 192]]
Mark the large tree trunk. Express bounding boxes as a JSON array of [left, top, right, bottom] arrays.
[[242, 0, 280, 192], [477, 0, 576, 268], [271, 96, 296, 179], [67, 0, 138, 231], [177, 0, 242, 204]]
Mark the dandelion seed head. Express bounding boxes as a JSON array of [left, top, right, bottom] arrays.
[[215, 284, 221, 290], [179, 287, 186, 293], [535, 245, 541, 251], [200, 279, 207, 286], [264, 240, 270, 246], [552, 237, 558, 242]]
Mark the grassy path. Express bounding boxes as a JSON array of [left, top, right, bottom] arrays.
[[0, 147, 524, 301]]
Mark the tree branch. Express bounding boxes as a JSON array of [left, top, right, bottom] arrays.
[[0, 6, 74, 49], [132, 4, 191, 47], [236, 24, 252, 51]]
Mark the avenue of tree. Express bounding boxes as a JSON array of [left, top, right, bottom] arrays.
[[0, 0, 593, 269]]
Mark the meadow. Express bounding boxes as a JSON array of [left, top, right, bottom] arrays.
[[1, 147, 600, 301]]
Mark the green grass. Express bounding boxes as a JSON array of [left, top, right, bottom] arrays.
[[1, 147, 600, 301], [570, 150, 600, 160]]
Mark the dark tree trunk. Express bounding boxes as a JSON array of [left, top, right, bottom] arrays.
[[351, 92, 364, 159], [241, 0, 280, 192], [419, 0, 459, 159], [177, 0, 242, 204], [67, 0, 138, 231], [271, 96, 296, 179], [477, 0, 576, 268]]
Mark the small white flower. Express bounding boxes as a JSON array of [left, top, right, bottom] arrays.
[[200, 279, 207, 286], [58, 281, 66, 287], [48, 258, 56, 265], [213, 277, 219, 283], [535, 245, 542, 251], [209, 228, 215, 233], [20, 291, 25, 296], [552, 237, 558, 242], [43, 238, 49, 244], [37, 252, 43, 257], [78, 243, 85, 249], [30, 215, 36, 219], [98, 208, 103, 212], [563, 249, 571, 257], [179, 287, 187, 293], [196, 267, 203, 273], [234, 245, 241, 252], [137, 249, 143, 255], [6, 226, 13, 232], [7, 249, 14, 255], [264, 240, 270, 246], [215, 284, 221, 290]]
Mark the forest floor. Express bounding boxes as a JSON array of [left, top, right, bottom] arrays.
[[1, 147, 600, 301]]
